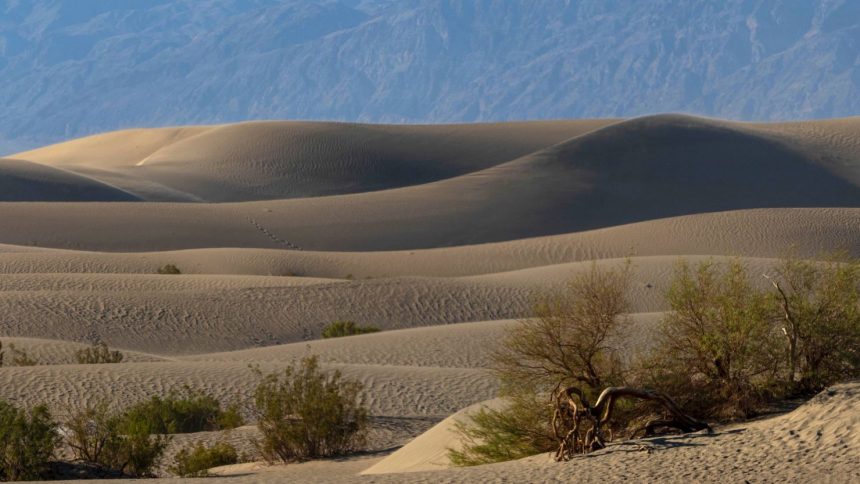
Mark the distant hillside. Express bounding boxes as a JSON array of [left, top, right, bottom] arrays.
[[2, 0, 860, 152]]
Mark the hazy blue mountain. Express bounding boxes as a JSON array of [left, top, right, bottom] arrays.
[[2, 0, 860, 152]]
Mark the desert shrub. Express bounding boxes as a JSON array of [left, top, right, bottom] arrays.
[[65, 403, 170, 478], [157, 264, 181, 275], [168, 441, 242, 477], [8, 344, 37, 366], [75, 342, 124, 365], [452, 262, 633, 465], [121, 388, 243, 435], [649, 259, 784, 418], [767, 256, 860, 393], [321, 321, 380, 339], [0, 400, 58, 481], [448, 392, 556, 466], [493, 261, 632, 395], [253, 355, 368, 462]]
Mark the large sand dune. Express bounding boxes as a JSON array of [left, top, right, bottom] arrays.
[[10, 120, 614, 202], [2, 115, 860, 250], [0, 158, 140, 202], [1, 116, 858, 482]]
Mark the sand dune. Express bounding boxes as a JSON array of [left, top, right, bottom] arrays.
[[0, 255, 783, 354], [0, 158, 140, 202], [0, 120, 859, 250], [0, 203, 857, 253], [11, 120, 614, 202]]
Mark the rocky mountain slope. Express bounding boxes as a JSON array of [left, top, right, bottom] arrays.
[[2, 0, 860, 151]]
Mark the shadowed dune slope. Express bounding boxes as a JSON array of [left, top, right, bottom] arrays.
[[0, 208, 858, 273], [0, 158, 141, 201], [11, 120, 615, 201], [1, 115, 859, 250]]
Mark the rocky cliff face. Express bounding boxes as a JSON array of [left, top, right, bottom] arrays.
[[2, 0, 859, 151]]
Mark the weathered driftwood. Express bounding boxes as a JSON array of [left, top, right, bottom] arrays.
[[552, 386, 712, 461]]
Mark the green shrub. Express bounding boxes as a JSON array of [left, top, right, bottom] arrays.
[[121, 388, 243, 435], [452, 262, 632, 465], [65, 403, 170, 478], [253, 355, 368, 462], [75, 342, 124, 365], [157, 264, 182, 275], [9, 344, 37, 366], [321, 321, 380, 339], [168, 441, 242, 477], [652, 259, 784, 418], [451, 256, 860, 465], [768, 256, 860, 393], [0, 400, 58, 481], [448, 392, 556, 466]]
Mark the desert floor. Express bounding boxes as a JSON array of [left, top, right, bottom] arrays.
[[1, 115, 859, 482]]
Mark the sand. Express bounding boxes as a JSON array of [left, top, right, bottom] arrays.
[[0, 115, 858, 482]]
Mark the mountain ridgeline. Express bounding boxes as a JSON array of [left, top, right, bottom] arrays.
[[2, 0, 860, 151]]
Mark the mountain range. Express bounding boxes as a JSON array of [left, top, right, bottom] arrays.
[[2, 0, 860, 152]]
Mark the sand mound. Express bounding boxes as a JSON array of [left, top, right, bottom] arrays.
[[0, 201, 856, 253], [361, 398, 506, 475], [0, 158, 140, 201], [0, 256, 760, 354], [12, 120, 613, 201], [7, 115, 860, 215], [9, 127, 212, 168], [1, 119, 859, 250]]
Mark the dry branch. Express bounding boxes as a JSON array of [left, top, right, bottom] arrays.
[[552, 385, 711, 461]]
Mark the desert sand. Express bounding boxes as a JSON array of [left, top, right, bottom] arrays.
[[0, 115, 858, 482]]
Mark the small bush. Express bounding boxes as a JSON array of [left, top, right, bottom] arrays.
[[65, 403, 170, 478], [768, 256, 860, 393], [157, 264, 182, 275], [122, 388, 243, 435], [75, 342, 124, 365], [448, 392, 555, 466], [321, 321, 380, 339], [651, 259, 784, 418], [452, 262, 633, 465], [9, 344, 37, 366], [254, 355, 368, 462], [0, 400, 59, 481], [492, 261, 632, 395], [169, 441, 242, 477]]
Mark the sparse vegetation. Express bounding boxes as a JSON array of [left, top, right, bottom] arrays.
[[649, 259, 784, 419], [448, 392, 555, 466], [321, 321, 380, 339], [169, 441, 243, 477], [157, 264, 182, 275], [75, 342, 124, 365], [451, 256, 860, 465], [766, 256, 860, 393], [0, 400, 58, 481], [253, 355, 368, 463], [9, 344, 38, 367], [121, 388, 243, 435], [65, 403, 170, 478], [453, 262, 637, 464]]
